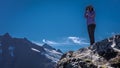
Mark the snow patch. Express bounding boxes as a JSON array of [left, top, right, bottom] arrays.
[[111, 36, 116, 48], [110, 36, 120, 52], [45, 53, 59, 63], [44, 48, 62, 63], [31, 48, 40, 52]]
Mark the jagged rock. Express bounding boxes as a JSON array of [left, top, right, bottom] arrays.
[[42, 43, 56, 50], [57, 49, 63, 53], [57, 35, 120, 68]]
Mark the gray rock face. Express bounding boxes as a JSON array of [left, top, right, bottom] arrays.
[[57, 35, 120, 68]]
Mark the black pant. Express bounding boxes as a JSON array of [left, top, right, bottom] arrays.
[[88, 24, 96, 45]]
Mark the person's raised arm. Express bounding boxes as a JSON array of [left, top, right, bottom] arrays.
[[90, 11, 95, 18]]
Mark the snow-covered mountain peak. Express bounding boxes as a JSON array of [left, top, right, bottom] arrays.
[[0, 33, 63, 68]]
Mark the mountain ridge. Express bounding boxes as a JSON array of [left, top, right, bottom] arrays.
[[0, 33, 63, 68], [57, 35, 120, 68]]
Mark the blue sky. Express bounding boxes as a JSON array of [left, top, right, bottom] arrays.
[[0, 0, 120, 52]]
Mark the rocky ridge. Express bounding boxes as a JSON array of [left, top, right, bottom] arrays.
[[57, 35, 120, 68]]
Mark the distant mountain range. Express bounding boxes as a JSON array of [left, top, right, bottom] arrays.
[[0, 33, 63, 68], [57, 35, 120, 68]]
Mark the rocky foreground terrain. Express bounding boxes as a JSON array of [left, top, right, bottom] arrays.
[[57, 35, 120, 68]]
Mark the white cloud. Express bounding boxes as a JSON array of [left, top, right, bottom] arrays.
[[68, 37, 89, 45], [32, 36, 89, 46], [42, 39, 59, 45], [68, 37, 81, 44], [32, 41, 43, 46], [41, 37, 89, 46], [106, 32, 120, 36]]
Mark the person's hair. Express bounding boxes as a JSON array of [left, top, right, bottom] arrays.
[[86, 5, 94, 12]]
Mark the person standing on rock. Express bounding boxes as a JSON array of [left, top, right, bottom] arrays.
[[85, 5, 96, 45]]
